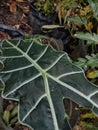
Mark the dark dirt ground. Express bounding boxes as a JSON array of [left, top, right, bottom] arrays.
[[0, 1, 98, 130], [0, 0, 31, 34]]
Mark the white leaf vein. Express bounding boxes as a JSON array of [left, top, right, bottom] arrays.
[[16, 40, 21, 46], [1, 64, 33, 73], [22, 94, 47, 122], [57, 71, 83, 79], [1, 55, 23, 59], [5, 73, 41, 97], [88, 91, 98, 99], [26, 41, 34, 54], [35, 46, 48, 62], [45, 53, 65, 71]]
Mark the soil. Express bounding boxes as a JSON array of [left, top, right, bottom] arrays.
[[0, 0, 31, 34]]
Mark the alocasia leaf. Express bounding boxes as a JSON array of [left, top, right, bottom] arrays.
[[0, 36, 98, 130]]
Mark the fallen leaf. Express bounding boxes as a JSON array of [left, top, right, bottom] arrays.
[[16, 0, 25, 2], [86, 68, 98, 79], [13, 24, 20, 29], [10, 2, 17, 13], [9, 0, 15, 3], [85, 22, 93, 31], [0, 31, 11, 41]]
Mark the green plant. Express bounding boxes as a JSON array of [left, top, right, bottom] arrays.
[[0, 36, 98, 130], [80, 121, 98, 130], [79, 108, 98, 130], [57, 0, 93, 31], [32, 0, 98, 34], [74, 32, 98, 53], [74, 32, 98, 45], [2, 102, 18, 126], [74, 53, 98, 71], [33, 0, 56, 16]]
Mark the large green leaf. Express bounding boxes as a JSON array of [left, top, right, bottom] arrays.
[[0, 37, 98, 130]]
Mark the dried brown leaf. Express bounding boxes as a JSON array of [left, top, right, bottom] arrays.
[[10, 2, 17, 13]]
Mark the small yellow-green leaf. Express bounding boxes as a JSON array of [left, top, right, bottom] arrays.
[[10, 105, 18, 118], [3, 110, 10, 125]]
